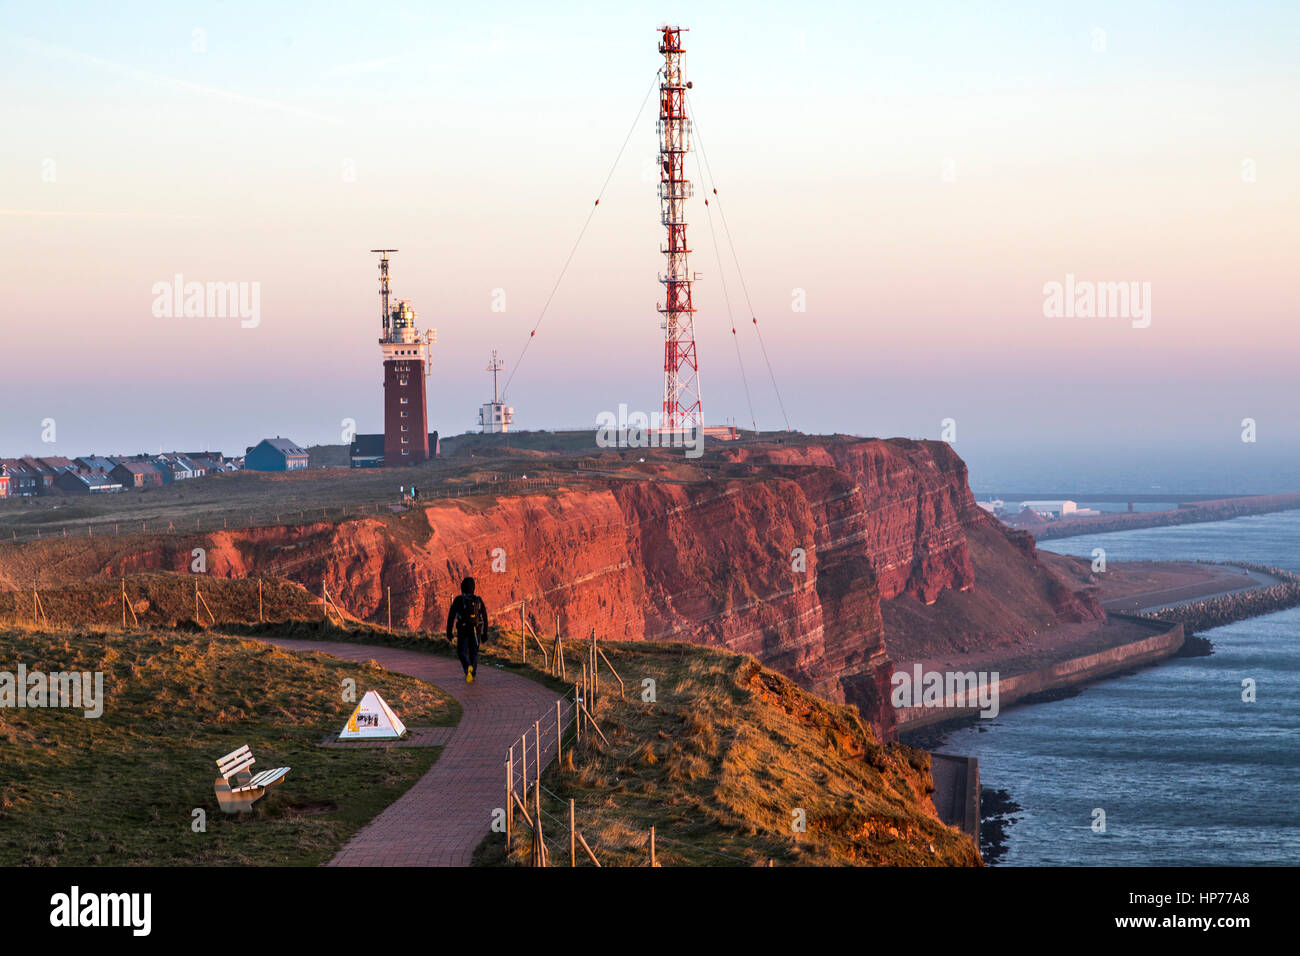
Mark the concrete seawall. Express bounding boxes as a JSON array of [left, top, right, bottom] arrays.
[[896, 615, 1185, 732], [930, 753, 980, 840]]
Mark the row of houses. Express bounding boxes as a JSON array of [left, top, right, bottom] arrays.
[[1, 435, 382, 499], [0, 452, 238, 498]]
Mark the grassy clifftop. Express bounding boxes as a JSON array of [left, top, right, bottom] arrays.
[[0, 605, 979, 866], [0, 627, 456, 866], [462, 635, 981, 866]]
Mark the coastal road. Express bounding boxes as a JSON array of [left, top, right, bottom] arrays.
[[263, 639, 561, 867]]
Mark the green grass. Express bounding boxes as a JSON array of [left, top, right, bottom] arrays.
[[0, 627, 458, 866]]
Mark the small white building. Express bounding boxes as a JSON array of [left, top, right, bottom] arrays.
[[478, 350, 514, 433], [1019, 499, 1077, 518], [478, 401, 514, 434], [976, 499, 1005, 515]]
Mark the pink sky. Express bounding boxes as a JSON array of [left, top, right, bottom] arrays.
[[2, 4, 1297, 467]]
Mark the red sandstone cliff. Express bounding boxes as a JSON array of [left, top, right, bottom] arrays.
[[0, 437, 1101, 739]]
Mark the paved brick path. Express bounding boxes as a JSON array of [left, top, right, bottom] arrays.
[[264, 639, 561, 866]]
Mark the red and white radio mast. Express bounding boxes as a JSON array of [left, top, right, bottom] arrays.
[[657, 25, 702, 432]]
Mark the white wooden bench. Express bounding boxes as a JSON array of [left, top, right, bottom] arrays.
[[213, 745, 291, 813]]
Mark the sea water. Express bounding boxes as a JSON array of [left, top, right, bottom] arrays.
[[934, 511, 1300, 866]]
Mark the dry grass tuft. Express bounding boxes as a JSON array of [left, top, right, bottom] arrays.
[[473, 637, 981, 868]]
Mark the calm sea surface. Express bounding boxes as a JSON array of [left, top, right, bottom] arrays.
[[934, 511, 1300, 866]]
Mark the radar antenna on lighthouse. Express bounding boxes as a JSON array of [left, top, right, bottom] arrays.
[[371, 249, 435, 464]]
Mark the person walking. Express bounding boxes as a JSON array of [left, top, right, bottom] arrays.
[[446, 576, 488, 682]]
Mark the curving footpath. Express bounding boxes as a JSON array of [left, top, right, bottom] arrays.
[[264, 639, 561, 867]]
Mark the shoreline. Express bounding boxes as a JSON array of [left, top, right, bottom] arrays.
[[910, 557, 1298, 863], [896, 613, 1184, 735], [900, 560, 1294, 739], [1010, 495, 1300, 541]]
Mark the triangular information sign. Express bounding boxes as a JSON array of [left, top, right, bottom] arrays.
[[339, 690, 407, 740]]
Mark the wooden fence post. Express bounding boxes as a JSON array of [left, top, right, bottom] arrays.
[[534, 720, 541, 792], [576, 832, 601, 867], [597, 647, 625, 698], [556, 617, 565, 680], [196, 585, 215, 624], [650, 827, 656, 867], [570, 799, 576, 867], [505, 755, 513, 854], [521, 731, 529, 803], [581, 699, 610, 746], [556, 699, 563, 763], [534, 782, 545, 867]]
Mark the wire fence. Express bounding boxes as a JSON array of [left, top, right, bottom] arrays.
[[0, 466, 695, 552], [0, 449, 813, 552], [0, 502, 394, 550], [0, 476, 578, 549], [500, 636, 770, 868], [1, 565, 780, 866]]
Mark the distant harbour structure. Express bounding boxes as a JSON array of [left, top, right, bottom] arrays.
[[1019, 500, 1077, 518], [1016, 499, 1099, 519], [1019, 496, 1102, 520], [478, 351, 514, 434], [372, 249, 437, 466]]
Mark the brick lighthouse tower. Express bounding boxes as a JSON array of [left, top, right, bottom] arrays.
[[371, 250, 436, 466]]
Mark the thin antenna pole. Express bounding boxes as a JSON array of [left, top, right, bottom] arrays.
[[370, 249, 398, 338], [487, 350, 504, 405]]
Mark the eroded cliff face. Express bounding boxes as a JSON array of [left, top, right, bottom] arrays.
[[204, 438, 985, 739], [1, 437, 1094, 740]]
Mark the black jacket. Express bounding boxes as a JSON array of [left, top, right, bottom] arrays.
[[446, 593, 487, 642]]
